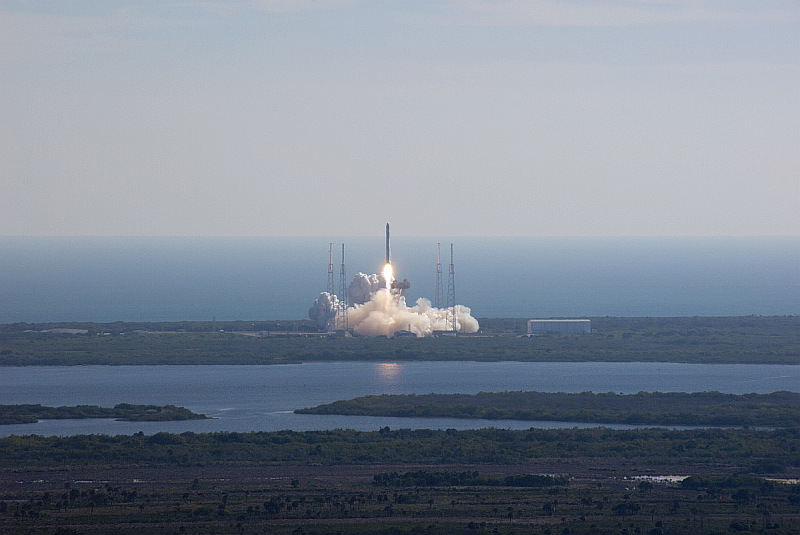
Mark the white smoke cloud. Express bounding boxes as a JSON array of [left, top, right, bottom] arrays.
[[308, 272, 385, 329], [308, 291, 339, 329], [310, 271, 480, 337], [347, 272, 385, 305], [342, 288, 479, 337]]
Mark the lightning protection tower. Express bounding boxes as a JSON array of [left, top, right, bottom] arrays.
[[434, 243, 443, 309], [337, 243, 348, 330], [327, 243, 335, 296], [446, 243, 456, 332]]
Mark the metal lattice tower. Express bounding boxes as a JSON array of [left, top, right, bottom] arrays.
[[446, 243, 456, 332], [337, 243, 348, 330], [434, 242, 443, 309], [326, 243, 335, 296]]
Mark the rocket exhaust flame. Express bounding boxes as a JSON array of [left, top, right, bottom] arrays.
[[382, 263, 394, 290], [384, 223, 393, 290]]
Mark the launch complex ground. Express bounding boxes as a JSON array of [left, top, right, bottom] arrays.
[[1, 315, 798, 366]]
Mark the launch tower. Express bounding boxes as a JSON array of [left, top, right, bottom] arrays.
[[446, 243, 456, 332], [337, 243, 348, 330], [435, 243, 443, 309], [327, 243, 334, 296]]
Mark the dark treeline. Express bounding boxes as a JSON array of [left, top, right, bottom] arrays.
[[681, 474, 781, 491], [297, 391, 800, 427], [1, 315, 799, 365], [1, 428, 798, 475], [0, 319, 318, 335], [0, 404, 208, 425], [372, 470, 569, 488]]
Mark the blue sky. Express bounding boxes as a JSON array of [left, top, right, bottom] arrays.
[[1, 0, 798, 236]]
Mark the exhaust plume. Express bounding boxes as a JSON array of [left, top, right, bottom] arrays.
[[308, 291, 339, 329], [309, 271, 479, 337]]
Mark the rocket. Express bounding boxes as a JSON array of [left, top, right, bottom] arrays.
[[385, 223, 390, 265]]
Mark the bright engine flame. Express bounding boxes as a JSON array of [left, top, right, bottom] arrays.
[[382, 263, 394, 289]]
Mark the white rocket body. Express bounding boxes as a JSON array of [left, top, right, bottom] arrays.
[[385, 223, 390, 265]]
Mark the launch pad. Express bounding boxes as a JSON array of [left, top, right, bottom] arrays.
[[310, 224, 472, 336]]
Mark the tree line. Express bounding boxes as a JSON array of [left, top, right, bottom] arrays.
[[296, 391, 800, 427], [1, 427, 797, 474], [372, 470, 569, 488]]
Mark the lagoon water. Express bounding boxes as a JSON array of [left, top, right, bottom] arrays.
[[1, 362, 798, 437], [1, 236, 799, 322]]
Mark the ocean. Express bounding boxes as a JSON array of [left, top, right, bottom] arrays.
[[1, 236, 798, 323]]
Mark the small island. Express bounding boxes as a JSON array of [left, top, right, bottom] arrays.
[[0, 403, 209, 425], [296, 391, 800, 427]]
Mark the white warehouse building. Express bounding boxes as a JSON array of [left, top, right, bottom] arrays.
[[527, 319, 591, 335]]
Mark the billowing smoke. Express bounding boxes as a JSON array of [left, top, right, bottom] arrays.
[[309, 272, 479, 337], [345, 288, 479, 337], [347, 272, 386, 305], [308, 272, 383, 329], [308, 291, 338, 329]]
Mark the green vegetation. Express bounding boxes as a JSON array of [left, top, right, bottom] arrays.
[[0, 404, 208, 425], [2, 468, 799, 535], [1, 427, 798, 471], [372, 470, 569, 488], [0, 315, 799, 365], [1, 428, 799, 534], [297, 391, 800, 427]]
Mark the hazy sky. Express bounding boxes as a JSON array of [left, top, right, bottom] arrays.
[[1, 0, 798, 237]]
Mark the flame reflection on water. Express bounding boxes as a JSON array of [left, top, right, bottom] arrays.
[[375, 362, 401, 381]]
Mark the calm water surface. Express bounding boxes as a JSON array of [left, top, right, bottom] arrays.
[[1, 362, 797, 437]]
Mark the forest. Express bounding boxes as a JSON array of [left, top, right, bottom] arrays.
[[0, 315, 798, 365], [296, 391, 800, 427], [1, 427, 797, 472]]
